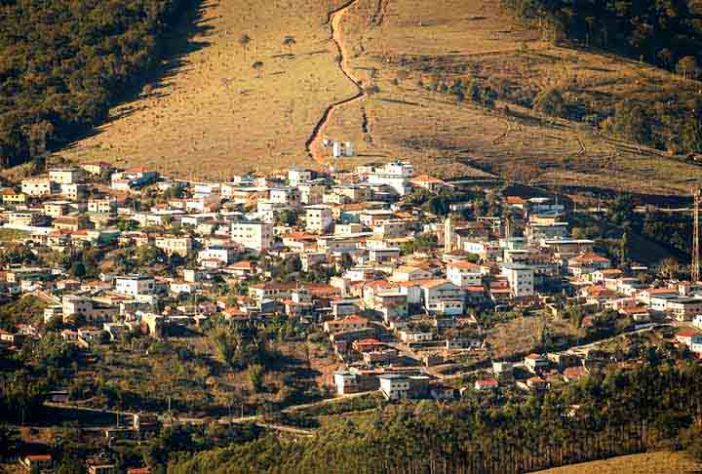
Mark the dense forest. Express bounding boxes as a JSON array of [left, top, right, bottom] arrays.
[[504, 0, 702, 75], [171, 361, 702, 474], [0, 0, 193, 166]]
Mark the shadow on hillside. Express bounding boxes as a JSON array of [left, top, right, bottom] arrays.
[[63, 0, 214, 146]]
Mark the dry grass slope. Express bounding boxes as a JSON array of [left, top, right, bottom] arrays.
[[327, 0, 702, 194], [61, 0, 356, 179], [533, 451, 701, 474], [61, 0, 702, 195]]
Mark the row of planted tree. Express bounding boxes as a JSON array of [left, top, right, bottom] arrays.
[[169, 359, 702, 473]]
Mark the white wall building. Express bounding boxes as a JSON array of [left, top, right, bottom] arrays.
[[114, 275, 155, 297], [49, 168, 82, 185], [306, 206, 334, 234], [367, 161, 414, 196], [21, 177, 55, 196], [446, 261, 482, 287], [230, 221, 273, 252], [501, 264, 535, 298]]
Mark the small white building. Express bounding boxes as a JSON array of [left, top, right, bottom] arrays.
[[230, 221, 273, 252], [446, 261, 482, 287], [501, 264, 535, 298], [288, 168, 313, 187], [154, 235, 192, 256], [306, 206, 334, 234], [367, 161, 414, 196], [21, 177, 56, 196], [114, 275, 155, 297], [49, 167, 82, 185], [379, 374, 411, 400]]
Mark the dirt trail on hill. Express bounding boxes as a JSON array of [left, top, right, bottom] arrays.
[[305, 0, 365, 165]]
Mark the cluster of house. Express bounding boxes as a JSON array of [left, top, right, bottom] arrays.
[[1, 159, 701, 403]]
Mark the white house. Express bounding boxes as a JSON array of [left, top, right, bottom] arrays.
[[446, 261, 482, 287], [378, 374, 411, 400], [231, 221, 273, 252], [306, 206, 334, 234], [288, 168, 313, 187], [367, 161, 414, 196], [49, 168, 82, 185], [391, 266, 433, 282], [501, 264, 534, 298], [419, 280, 465, 315], [21, 177, 56, 196], [114, 275, 155, 296]]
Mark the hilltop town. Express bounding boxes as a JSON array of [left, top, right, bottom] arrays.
[[1, 158, 701, 472]]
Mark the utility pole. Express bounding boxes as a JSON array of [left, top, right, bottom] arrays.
[[693, 187, 701, 282]]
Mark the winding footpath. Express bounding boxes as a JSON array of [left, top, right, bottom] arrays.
[[305, 0, 365, 165]]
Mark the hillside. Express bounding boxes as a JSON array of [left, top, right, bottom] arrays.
[[61, 0, 357, 179], [324, 0, 702, 195], [533, 451, 701, 474], [59, 0, 702, 195], [0, 0, 192, 166]]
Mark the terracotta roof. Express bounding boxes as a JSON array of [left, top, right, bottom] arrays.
[[644, 288, 678, 295], [327, 315, 368, 325], [583, 285, 616, 297], [563, 366, 587, 380], [505, 196, 527, 205], [354, 338, 381, 345], [448, 260, 481, 271], [570, 252, 610, 264], [25, 454, 52, 461], [677, 329, 701, 338], [415, 279, 454, 289], [126, 167, 152, 174], [598, 269, 623, 275]]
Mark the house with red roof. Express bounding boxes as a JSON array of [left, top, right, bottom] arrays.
[[418, 279, 465, 316], [474, 378, 499, 391], [675, 328, 702, 347], [323, 315, 369, 334], [446, 260, 482, 287], [20, 454, 52, 473], [567, 252, 611, 276]]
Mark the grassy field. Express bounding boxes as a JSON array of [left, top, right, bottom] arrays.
[[60, 0, 702, 194], [327, 0, 702, 194], [533, 451, 701, 474], [60, 0, 356, 179]]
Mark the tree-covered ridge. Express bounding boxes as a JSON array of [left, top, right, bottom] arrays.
[[505, 0, 702, 76], [171, 361, 702, 474], [0, 0, 191, 166]]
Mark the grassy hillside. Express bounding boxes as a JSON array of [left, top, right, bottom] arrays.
[[59, 0, 702, 195], [326, 0, 702, 195], [61, 0, 357, 179], [533, 451, 701, 474]]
